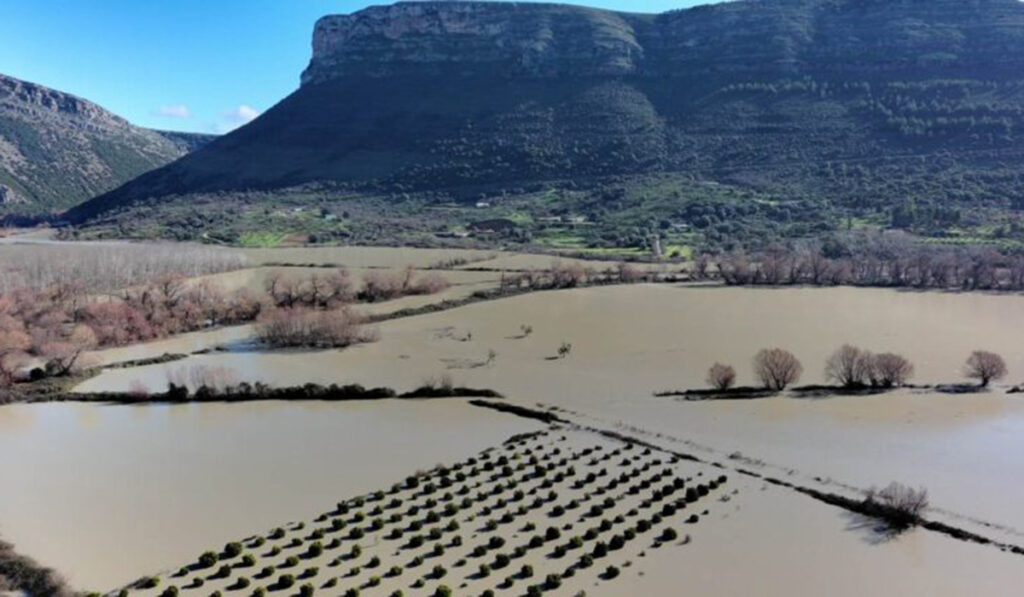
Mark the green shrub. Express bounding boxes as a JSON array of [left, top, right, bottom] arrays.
[[285, 556, 299, 567], [136, 577, 160, 589], [343, 589, 359, 597], [545, 573, 562, 589], [493, 553, 511, 569], [662, 527, 679, 541], [433, 586, 452, 597], [234, 577, 251, 590], [520, 564, 534, 578], [368, 576, 381, 587], [307, 541, 323, 557], [388, 565, 403, 577], [242, 554, 256, 567], [479, 563, 491, 577], [225, 542, 243, 558], [432, 564, 447, 579], [277, 574, 295, 589], [214, 565, 231, 579], [159, 587, 178, 597], [299, 583, 314, 597], [199, 551, 218, 568], [604, 565, 620, 579]]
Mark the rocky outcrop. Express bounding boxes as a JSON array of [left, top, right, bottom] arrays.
[[301, 0, 1024, 85], [301, 2, 645, 83]]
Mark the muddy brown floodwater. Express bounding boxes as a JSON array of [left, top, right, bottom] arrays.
[[81, 285, 1024, 539], [0, 400, 540, 590], [12, 282, 1024, 593]]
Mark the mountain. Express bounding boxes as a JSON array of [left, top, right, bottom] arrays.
[[65, 0, 1024, 248], [0, 73, 214, 213]]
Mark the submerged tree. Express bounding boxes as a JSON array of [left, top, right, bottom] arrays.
[[871, 353, 914, 387], [705, 363, 737, 391], [964, 350, 1007, 387], [825, 344, 873, 387], [753, 348, 802, 391]]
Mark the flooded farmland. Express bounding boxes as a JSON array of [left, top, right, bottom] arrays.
[[0, 400, 540, 589], [79, 284, 1024, 541], [9, 268, 1024, 594]]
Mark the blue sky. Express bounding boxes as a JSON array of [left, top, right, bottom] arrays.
[[0, 0, 712, 134]]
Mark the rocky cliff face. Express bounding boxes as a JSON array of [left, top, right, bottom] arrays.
[[301, 2, 644, 83], [0, 74, 212, 213], [301, 0, 1024, 85]]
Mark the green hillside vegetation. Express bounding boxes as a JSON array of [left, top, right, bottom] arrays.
[[63, 0, 1024, 253]]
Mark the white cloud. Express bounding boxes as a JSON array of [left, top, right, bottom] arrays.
[[155, 104, 192, 119], [216, 104, 262, 132]]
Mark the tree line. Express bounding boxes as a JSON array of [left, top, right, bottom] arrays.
[[0, 265, 456, 387], [706, 346, 1008, 392], [708, 231, 1024, 291]]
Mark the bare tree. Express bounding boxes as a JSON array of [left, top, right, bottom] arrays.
[[41, 325, 98, 376], [706, 363, 737, 390], [872, 353, 914, 387], [964, 350, 1007, 387], [616, 262, 643, 283], [256, 307, 378, 349], [863, 482, 929, 529], [825, 344, 872, 387], [753, 348, 802, 391]]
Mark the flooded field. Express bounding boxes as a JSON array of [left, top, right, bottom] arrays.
[[6, 238, 1024, 595], [0, 400, 540, 590], [79, 284, 1024, 543]]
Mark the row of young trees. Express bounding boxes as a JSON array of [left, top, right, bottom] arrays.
[[706, 346, 1009, 391], [0, 243, 245, 295], [709, 231, 1024, 291]]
